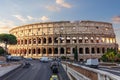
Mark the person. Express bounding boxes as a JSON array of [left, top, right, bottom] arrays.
[[50, 74, 58, 80]]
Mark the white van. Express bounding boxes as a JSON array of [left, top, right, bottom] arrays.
[[40, 57, 49, 62], [85, 58, 99, 68]]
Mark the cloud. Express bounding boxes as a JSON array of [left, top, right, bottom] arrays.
[[46, 0, 72, 11], [27, 16, 35, 20], [13, 15, 27, 22], [13, 14, 49, 22], [56, 0, 72, 8], [0, 20, 15, 33], [46, 5, 60, 11], [112, 16, 120, 24], [40, 16, 49, 21]]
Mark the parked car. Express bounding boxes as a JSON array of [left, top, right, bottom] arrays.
[[85, 58, 99, 68], [40, 57, 49, 62], [23, 62, 31, 68], [6, 56, 22, 61]]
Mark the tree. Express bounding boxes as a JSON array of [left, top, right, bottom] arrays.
[[0, 47, 5, 55], [0, 34, 17, 55], [101, 49, 117, 62], [74, 46, 78, 61]]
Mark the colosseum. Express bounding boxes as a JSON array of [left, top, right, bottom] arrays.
[[8, 20, 118, 61]]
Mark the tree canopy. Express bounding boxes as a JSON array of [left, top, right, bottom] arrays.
[[101, 49, 117, 62], [0, 33, 17, 45]]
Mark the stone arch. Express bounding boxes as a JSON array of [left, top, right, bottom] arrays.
[[48, 48, 52, 54], [85, 47, 89, 54], [54, 48, 58, 54], [60, 47, 64, 54], [48, 37, 52, 43]]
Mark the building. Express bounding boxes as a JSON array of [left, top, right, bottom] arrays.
[[8, 20, 118, 61]]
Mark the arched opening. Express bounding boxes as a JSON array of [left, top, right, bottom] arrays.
[[97, 48, 100, 53], [25, 39, 27, 44], [43, 38, 46, 44], [79, 48, 83, 54], [48, 48, 52, 54], [43, 48, 46, 54], [54, 37, 58, 43], [79, 37, 83, 43], [91, 47, 95, 54], [38, 48, 40, 54], [60, 48, 64, 54], [54, 48, 58, 54], [33, 38, 36, 44], [38, 38, 41, 44], [102, 48, 105, 54], [21, 40, 23, 44], [48, 37, 52, 43], [85, 47, 89, 54], [29, 39, 31, 44], [72, 48, 75, 54], [29, 49, 31, 54], [66, 47, 70, 54], [33, 49, 35, 54]]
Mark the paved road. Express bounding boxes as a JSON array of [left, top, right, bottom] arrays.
[[1, 60, 52, 80]]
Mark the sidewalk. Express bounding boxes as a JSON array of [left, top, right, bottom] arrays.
[[58, 63, 70, 80], [0, 63, 21, 77]]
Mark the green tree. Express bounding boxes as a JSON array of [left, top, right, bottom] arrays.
[[101, 49, 117, 62], [0, 34, 17, 55], [74, 46, 78, 61], [0, 47, 5, 55]]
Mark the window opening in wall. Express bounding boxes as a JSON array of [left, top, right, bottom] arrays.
[[85, 47, 89, 54], [66, 47, 70, 54], [33, 38, 36, 44], [29, 49, 31, 54], [102, 48, 105, 54], [48, 37, 52, 43], [38, 48, 40, 54], [72, 37, 77, 43], [91, 48, 95, 54], [38, 38, 41, 44], [72, 48, 75, 54], [33, 49, 35, 54], [54, 48, 58, 54], [66, 37, 70, 43], [79, 37, 82, 43], [96, 37, 99, 43], [29, 39, 31, 44], [85, 37, 89, 43], [43, 38, 46, 44], [54, 37, 58, 43], [48, 48, 52, 54], [43, 48, 46, 54], [91, 37, 94, 43], [60, 48, 64, 54], [97, 48, 100, 53], [79, 48, 83, 54]]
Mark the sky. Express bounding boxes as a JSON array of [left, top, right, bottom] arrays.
[[0, 0, 120, 47]]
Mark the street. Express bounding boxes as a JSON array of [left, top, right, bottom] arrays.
[[1, 60, 52, 80]]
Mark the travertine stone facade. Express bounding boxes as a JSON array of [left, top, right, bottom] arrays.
[[8, 21, 118, 61]]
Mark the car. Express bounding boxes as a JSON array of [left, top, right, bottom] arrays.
[[23, 62, 31, 68], [40, 57, 49, 62], [85, 58, 99, 68]]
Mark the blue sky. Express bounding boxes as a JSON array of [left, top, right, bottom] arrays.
[[0, 0, 120, 47]]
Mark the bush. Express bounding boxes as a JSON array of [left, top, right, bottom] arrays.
[[0, 47, 5, 56]]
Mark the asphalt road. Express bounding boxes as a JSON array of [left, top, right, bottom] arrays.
[[1, 60, 52, 80]]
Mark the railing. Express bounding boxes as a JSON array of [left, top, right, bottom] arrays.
[[62, 62, 120, 80]]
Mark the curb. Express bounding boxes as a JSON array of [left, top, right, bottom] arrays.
[[0, 64, 22, 79]]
